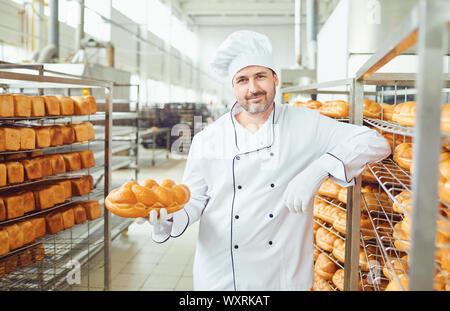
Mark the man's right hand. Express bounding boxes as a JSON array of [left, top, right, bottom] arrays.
[[135, 208, 173, 225]]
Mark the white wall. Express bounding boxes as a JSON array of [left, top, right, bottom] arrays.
[[197, 25, 295, 108]]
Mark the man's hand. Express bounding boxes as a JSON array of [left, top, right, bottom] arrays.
[[281, 158, 330, 214], [135, 208, 173, 225]]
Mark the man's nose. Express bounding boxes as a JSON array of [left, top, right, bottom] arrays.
[[248, 78, 260, 94]]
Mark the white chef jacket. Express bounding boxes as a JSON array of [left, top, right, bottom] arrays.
[[152, 101, 391, 291]]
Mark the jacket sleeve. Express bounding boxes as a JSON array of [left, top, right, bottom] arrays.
[[152, 134, 210, 243], [313, 112, 391, 187]]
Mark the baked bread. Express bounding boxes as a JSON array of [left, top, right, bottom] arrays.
[[45, 211, 64, 234], [319, 100, 349, 118], [20, 191, 35, 214], [43, 96, 60, 115], [58, 96, 74, 115], [438, 157, 450, 204], [6, 161, 24, 184], [382, 255, 409, 280], [313, 197, 345, 225], [393, 191, 412, 215], [33, 186, 55, 210], [313, 246, 321, 261], [71, 96, 91, 115], [2, 128, 21, 151], [332, 211, 374, 237], [50, 125, 63, 146], [331, 239, 346, 263], [392, 101, 416, 127], [294, 100, 322, 110], [0, 229, 9, 255], [363, 99, 381, 119], [318, 179, 342, 200], [73, 204, 87, 224], [61, 125, 75, 144], [382, 132, 412, 151], [441, 103, 450, 133], [393, 143, 413, 170], [62, 152, 82, 172], [19, 220, 35, 245], [30, 217, 46, 239], [13, 94, 32, 117], [0, 198, 5, 221], [5, 224, 24, 250], [314, 252, 337, 280], [61, 208, 75, 229], [22, 158, 42, 180], [331, 269, 345, 291], [71, 175, 94, 196], [49, 154, 66, 174], [105, 179, 190, 218], [78, 150, 95, 168], [393, 222, 411, 252], [30, 96, 46, 117], [361, 165, 378, 182], [382, 103, 395, 121], [34, 126, 51, 148], [385, 274, 409, 291], [312, 274, 333, 291], [57, 180, 72, 200], [81, 201, 101, 220], [73, 122, 95, 142], [0, 94, 14, 117], [51, 183, 66, 205], [37, 156, 53, 177], [315, 226, 339, 252], [0, 163, 6, 186]]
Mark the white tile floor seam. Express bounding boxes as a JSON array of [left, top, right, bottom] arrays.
[[72, 152, 199, 291]]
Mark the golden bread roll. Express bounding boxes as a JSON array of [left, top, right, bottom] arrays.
[[393, 143, 413, 170], [393, 191, 412, 215], [315, 227, 339, 252], [382, 255, 409, 280], [331, 269, 345, 291], [318, 178, 343, 200], [105, 179, 190, 218], [441, 103, 450, 133], [438, 157, 450, 204], [313, 197, 344, 225], [314, 252, 337, 280], [434, 272, 448, 291], [393, 222, 411, 252], [319, 100, 349, 118], [439, 248, 450, 275], [361, 165, 378, 183], [392, 101, 416, 127], [313, 247, 321, 262], [382, 103, 395, 121], [363, 99, 381, 119], [385, 274, 409, 291], [312, 273, 333, 291], [332, 239, 346, 263], [382, 132, 412, 151], [293, 100, 322, 110]]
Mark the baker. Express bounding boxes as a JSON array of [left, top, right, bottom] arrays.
[[146, 30, 391, 290]]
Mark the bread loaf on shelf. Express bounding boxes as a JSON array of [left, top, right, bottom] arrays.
[[392, 101, 416, 127], [78, 150, 95, 168], [45, 211, 64, 234], [312, 273, 333, 291], [81, 201, 101, 220], [19, 127, 36, 150], [43, 96, 60, 116], [71, 175, 93, 196], [61, 125, 75, 144], [315, 226, 339, 252], [30, 217, 46, 239], [13, 94, 32, 117], [71, 96, 91, 115], [19, 220, 35, 245], [33, 186, 55, 210], [73, 122, 95, 142], [57, 180, 72, 200], [363, 99, 381, 119], [30, 96, 46, 117], [51, 183, 66, 205], [62, 152, 82, 172], [0, 163, 6, 186], [0, 94, 14, 117], [382, 255, 409, 280], [49, 154, 66, 174], [58, 96, 74, 116], [61, 207, 75, 229], [37, 156, 53, 177], [381, 103, 395, 121], [5, 224, 24, 250], [22, 158, 42, 180], [73, 204, 87, 224], [0, 198, 5, 221], [50, 125, 63, 146], [318, 179, 342, 200], [314, 252, 337, 280], [0, 228, 9, 256], [385, 274, 409, 291], [319, 100, 349, 118], [3, 128, 21, 151], [20, 191, 35, 214], [6, 161, 24, 184], [34, 126, 51, 148]]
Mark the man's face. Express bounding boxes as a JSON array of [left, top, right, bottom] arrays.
[[232, 66, 278, 114]]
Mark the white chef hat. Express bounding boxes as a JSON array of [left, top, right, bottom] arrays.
[[209, 30, 275, 82]]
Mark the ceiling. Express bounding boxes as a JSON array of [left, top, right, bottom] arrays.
[[168, 0, 340, 27]]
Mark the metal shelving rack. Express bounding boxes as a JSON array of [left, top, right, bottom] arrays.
[[281, 0, 449, 291], [0, 65, 115, 290]]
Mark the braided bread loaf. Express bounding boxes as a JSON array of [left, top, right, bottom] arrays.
[[104, 179, 190, 218]]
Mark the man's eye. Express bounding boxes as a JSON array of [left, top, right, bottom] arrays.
[[257, 75, 266, 79]]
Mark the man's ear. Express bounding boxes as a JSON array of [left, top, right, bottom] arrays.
[[273, 72, 279, 87]]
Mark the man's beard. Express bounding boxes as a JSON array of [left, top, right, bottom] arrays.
[[240, 89, 275, 114]]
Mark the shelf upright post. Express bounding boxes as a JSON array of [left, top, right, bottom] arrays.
[[409, 0, 449, 291], [104, 83, 113, 291], [343, 78, 363, 291]]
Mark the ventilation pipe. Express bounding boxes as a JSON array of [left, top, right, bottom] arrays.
[[294, 0, 303, 67], [49, 0, 59, 59], [306, 0, 317, 70]]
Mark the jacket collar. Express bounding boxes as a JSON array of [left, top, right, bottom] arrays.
[[230, 101, 278, 153]]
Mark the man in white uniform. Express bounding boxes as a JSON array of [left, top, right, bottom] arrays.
[[145, 31, 391, 290]]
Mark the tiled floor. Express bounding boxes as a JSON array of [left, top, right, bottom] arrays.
[[72, 148, 198, 291]]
